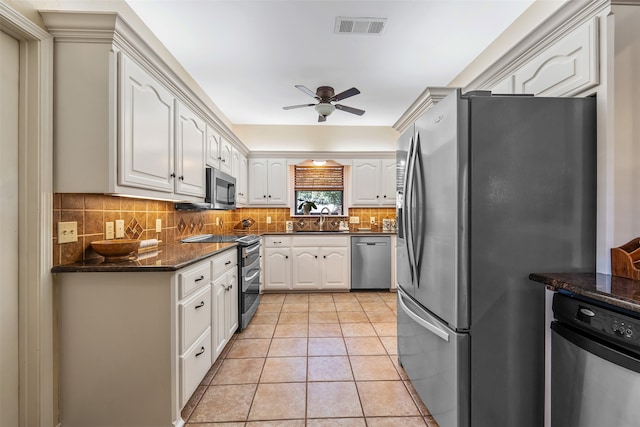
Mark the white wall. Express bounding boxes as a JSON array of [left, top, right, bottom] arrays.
[[234, 124, 399, 152]]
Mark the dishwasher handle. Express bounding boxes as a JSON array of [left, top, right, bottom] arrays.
[[355, 242, 388, 246]]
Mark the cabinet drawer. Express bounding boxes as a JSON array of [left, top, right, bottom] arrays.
[[179, 260, 211, 299], [293, 235, 349, 247], [212, 249, 237, 276], [179, 285, 212, 353], [264, 236, 292, 247], [180, 328, 212, 408]]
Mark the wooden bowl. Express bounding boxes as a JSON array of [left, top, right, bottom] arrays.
[[90, 239, 140, 260]]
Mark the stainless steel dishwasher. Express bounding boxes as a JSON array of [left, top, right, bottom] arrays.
[[551, 292, 640, 427], [351, 236, 391, 290]]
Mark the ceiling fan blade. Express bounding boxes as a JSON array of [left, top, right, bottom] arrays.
[[331, 87, 360, 102], [335, 104, 365, 116], [282, 103, 315, 110], [318, 115, 327, 123], [295, 85, 320, 100]]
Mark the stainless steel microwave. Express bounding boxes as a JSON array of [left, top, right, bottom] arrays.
[[175, 167, 236, 210]]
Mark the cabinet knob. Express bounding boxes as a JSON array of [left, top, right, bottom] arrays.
[[285, 255, 289, 259], [383, 195, 387, 198], [315, 255, 318, 258], [263, 195, 267, 198], [218, 156, 222, 160], [195, 301, 205, 309], [195, 346, 205, 357], [222, 159, 226, 163], [179, 176, 184, 181], [376, 195, 380, 198], [170, 173, 176, 178], [323, 255, 327, 259], [268, 195, 272, 198]]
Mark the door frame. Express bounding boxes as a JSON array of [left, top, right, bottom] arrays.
[[0, 3, 54, 426]]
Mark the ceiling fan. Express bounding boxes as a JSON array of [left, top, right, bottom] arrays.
[[283, 85, 365, 122]]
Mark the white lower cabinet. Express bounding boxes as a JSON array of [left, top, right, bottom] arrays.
[[54, 247, 238, 427], [264, 235, 350, 291], [211, 249, 239, 360]]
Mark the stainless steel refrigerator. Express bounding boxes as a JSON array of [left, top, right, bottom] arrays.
[[396, 89, 596, 427]]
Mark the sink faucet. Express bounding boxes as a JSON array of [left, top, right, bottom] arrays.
[[318, 207, 331, 230]]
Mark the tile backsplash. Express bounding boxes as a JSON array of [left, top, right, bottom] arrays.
[[52, 193, 396, 266]]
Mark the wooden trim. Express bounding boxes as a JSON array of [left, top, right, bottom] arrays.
[[0, 3, 54, 426]]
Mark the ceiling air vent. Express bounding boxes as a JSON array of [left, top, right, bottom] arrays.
[[335, 17, 387, 35]]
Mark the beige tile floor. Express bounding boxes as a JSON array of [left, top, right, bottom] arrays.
[[182, 291, 439, 426]]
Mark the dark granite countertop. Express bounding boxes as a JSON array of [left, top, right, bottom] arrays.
[[529, 272, 640, 314], [51, 241, 237, 273], [262, 231, 397, 236]]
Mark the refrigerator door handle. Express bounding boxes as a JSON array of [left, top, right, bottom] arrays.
[[404, 136, 418, 285], [412, 134, 427, 276], [398, 289, 450, 342]]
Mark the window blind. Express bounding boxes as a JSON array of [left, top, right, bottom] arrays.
[[294, 165, 344, 190]]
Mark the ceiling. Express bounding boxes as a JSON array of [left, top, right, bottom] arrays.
[[125, 0, 536, 127]]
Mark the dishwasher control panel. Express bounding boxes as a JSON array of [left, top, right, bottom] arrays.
[[553, 293, 640, 353]]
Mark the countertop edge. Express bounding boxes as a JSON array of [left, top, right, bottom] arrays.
[[51, 242, 238, 273], [529, 272, 640, 314]]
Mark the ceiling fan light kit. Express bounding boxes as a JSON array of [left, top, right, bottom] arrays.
[[283, 84, 365, 122]]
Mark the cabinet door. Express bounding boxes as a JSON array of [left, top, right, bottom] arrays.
[[226, 269, 239, 338], [351, 160, 380, 205], [211, 276, 228, 360], [513, 18, 598, 96], [237, 153, 248, 205], [264, 248, 291, 290], [291, 248, 321, 290], [248, 159, 269, 204], [206, 124, 221, 168], [320, 247, 350, 290], [119, 54, 174, 193], [380, 159, 397, 206], [219, 137, 233, 175], [266, 159, 288, 205], [175, 101, 206, 197]]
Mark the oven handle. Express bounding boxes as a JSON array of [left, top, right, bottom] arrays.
[[244, 269, 260, 282], [244, 244, 261, 254]]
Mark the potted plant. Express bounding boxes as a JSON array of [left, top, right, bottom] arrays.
[[297, 199, 317, 215]]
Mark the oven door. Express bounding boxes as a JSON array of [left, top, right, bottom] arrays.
[[242, 242, 261, 268], [240, 255, 261, 330]]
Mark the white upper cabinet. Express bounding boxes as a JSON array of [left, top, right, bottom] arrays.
[[351, 159, 396, 206], [248, 159, 288, 205], [513, 18, 599, 97], [119, 54, 175, 193], [175, 101, 206, 197], [488, 18, 599, 97], [218, 137, 233, 175], [42, 11, 247, 202], [205, 124, 222, 169], [232, 148, 248, 205]]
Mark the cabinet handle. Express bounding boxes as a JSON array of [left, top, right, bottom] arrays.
[[221, 159, 226, 163], [274, 241, 282, 244], [218, 156, 222, 160], [179, 176, 184, 181], [195, 347, 205, 357], [195, 275, 205, 283], [225, 260, 231, 265], [170, 173, 176, 178], [195, 301, 205, 309]]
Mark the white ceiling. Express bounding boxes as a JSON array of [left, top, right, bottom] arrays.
[[125, 0, 536, 127]]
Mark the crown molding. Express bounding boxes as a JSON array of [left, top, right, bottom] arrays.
[[393, 87, 452, 133]]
